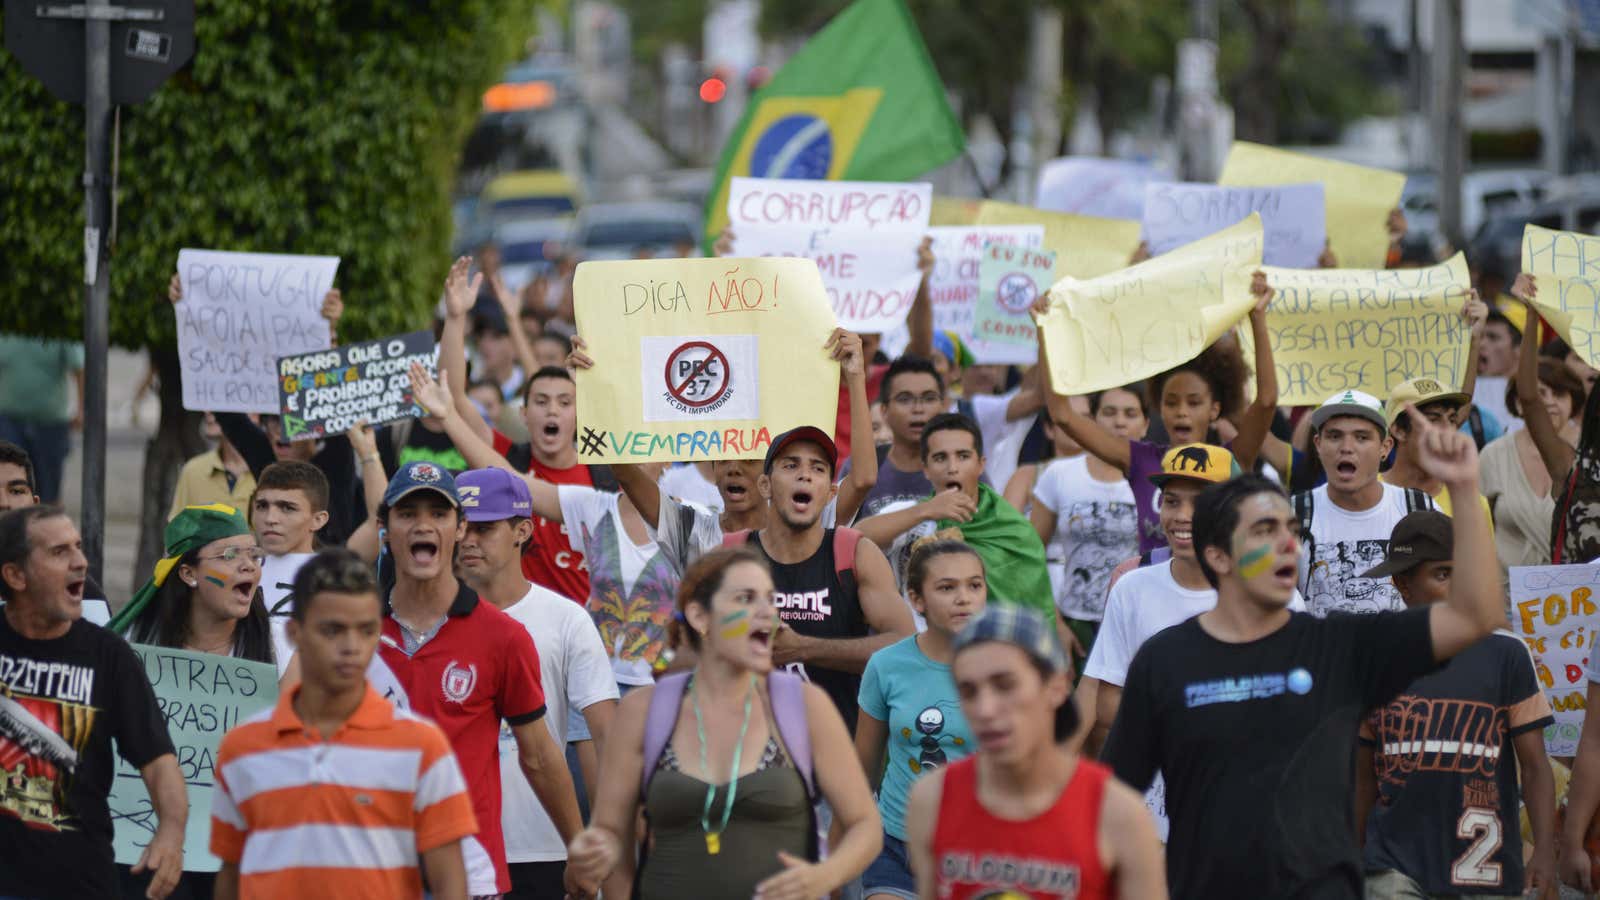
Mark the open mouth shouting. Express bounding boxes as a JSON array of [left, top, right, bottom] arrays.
[[65, 578, 85, 604], [788, 488, 816, 516], [1333, 459, 1359, 480], [408, 537, 441, 568], [1168, 422, 1196, 442]]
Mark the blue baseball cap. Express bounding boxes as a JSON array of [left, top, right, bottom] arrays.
[[455, 468, 533, 522], [382, 461, 461, 510]]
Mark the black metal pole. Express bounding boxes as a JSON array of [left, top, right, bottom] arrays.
[[82, 0, 112, 583]]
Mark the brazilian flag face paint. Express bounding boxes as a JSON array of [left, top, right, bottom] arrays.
[[1237, 543, 1275, 580]]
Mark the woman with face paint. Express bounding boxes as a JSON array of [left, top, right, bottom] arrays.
[[852, 539, 985, 900], [565, 546, 881, 900], [112, 503, 275, 664]]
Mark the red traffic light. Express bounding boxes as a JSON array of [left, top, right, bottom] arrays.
[[699, 76, 727, 103]]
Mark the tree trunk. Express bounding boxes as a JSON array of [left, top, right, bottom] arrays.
[[131, 348, 205, 600], [1234, 2, 1296, 144]]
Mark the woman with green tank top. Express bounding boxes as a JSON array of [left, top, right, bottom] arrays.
[[565, 545, 882, 900]]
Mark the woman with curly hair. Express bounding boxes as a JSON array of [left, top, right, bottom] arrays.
[[1041, 276, 1278, 554]]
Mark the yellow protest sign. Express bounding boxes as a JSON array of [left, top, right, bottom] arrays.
[[1250, 254, 1472, 406], [573, 257, 840, 463], [1218, 141, 1404, 269], [1037, 214, 1263, 396], [1522, 225, 1600, 367], [974, 200, 1141, 279], [930, 195, 980, 226]]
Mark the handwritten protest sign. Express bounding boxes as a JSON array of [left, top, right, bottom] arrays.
[[1036, 215, 1263, 396], [1509, 564, 1600, 756], [930, 195, 980, 226], [1037, 156, 1169, 221], [277, 331, 436, 441], [974, 200, 1141, 279], [728, 177, 931, 333], [1218, 142, 1404, 269], [175, 249, 337, 414], [1249, 253, 1472, 406], [1521, 225, 1600, 368], [573, 257, 838, 463], [110, 645, 278, 871], [1142, 182, 1326, 268], [877, 225, 1043, 360], [971, 243, 1056, 365]]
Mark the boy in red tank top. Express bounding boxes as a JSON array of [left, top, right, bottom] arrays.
[[904, 606, 1164, 900]]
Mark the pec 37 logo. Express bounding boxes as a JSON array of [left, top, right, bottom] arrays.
[[663, 341, 736, 415]]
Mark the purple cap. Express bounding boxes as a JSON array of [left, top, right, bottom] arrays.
[[456, 468, 534, 522]]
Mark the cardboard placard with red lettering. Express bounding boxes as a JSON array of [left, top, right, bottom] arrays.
[[1509, 564, 1600, 756], [727, 177, 931, 333]]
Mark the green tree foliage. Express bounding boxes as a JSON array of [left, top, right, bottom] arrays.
[[0, 1, 540, 346]]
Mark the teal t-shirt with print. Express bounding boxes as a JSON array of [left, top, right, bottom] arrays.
[[857, 635, 973, 840]]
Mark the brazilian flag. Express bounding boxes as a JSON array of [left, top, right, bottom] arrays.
[[703, 0, 965, 250]]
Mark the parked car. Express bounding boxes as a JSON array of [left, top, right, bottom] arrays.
[[1469, 191, 1600, 285], [1400, 169, 1550, 253], [480, 170, 584, 224], [572, 202, 702, 261]]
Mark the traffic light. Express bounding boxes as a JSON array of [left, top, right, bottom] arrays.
[[699, 75, 727, 103]]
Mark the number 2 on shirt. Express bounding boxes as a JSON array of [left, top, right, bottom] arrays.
[[1452, 807, 1502, 887]]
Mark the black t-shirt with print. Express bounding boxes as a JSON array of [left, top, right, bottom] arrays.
[[0, 616, 174, 899], [1103, 607, 1436, 899], [1360, 633, 1552, 895]]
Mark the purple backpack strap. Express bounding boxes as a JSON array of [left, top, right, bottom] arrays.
[[767, 670, 816, 800], [640, 672, 692, 798]]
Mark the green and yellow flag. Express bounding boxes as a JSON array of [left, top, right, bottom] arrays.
[[703, 0, 965, 249]]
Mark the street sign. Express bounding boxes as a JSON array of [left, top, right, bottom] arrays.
[[3, 0, 195, 105]]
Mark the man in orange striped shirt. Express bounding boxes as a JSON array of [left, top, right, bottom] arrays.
[[211, 548, 477, 900]]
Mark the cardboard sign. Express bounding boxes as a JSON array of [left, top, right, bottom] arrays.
[[1142, 182, 1326, 268], [974, 200, 1141, 279], [879, 224, 1046, 359], [110, 645, 279, 872], [1037, 215, 1263, 396], [1218, 142, 1404, 269], [727, 178, 930, 333], [276, 331, 437, 441], [1251, 254, 1473, 405], [175, 249, 337, 414], [572, 257, 839, 463], [1522, 225, 1600, 368], [1509, 564, 1600, 756], [972, 243, 1056, 364], [1036, 156, 1169, 221]]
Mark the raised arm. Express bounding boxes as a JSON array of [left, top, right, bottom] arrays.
[[565, 335, 664, 529], [1230, 273, 1279, 470], [345, 424, 387, 562], [409, 365, 564, 522], [489, 272, 539, 379], [905, 237, 936, 360], [439, 257, 494, 445], [1034, 310, 1132, 472], [832, 328, 878, 523], [1411, 405, 1502, 659], [1458, 291, 1488, 402], [1511, 278, 1575, 484]]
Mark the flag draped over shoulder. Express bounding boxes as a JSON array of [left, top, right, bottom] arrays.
[[938, 483, 1055, 619], [702, 0, 965, 249]]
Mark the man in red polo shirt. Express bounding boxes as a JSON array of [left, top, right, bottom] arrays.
[[377, 461, 584, 898]]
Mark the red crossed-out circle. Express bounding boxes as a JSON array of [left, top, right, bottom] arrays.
[[664, 341, 731, 408]]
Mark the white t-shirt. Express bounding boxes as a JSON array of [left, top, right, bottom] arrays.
[[557, 485, 679, 686], [1031, 455, 1137, 621], [659, 464, 723, 512], [1084, 559, 1305, 841], [1298, 484, 1437, 617], [971, 391, 1038, 497], [262, 552, 316, 674], [497, 582, 619, 862]]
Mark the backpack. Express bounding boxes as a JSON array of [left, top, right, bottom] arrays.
[[721, 526, 861, 576], [637, 670, 821, 884], [1292, 486, 1430, 564]]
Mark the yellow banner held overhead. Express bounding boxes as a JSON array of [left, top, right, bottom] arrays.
[[572, 257, 840, 464], [1037, 214, 1263, 396], [1249, 254, 1473, 407], [1218, 142, 1405, 270], [1522, 225, 1600, 368], [974, 200, 1142, 279]]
